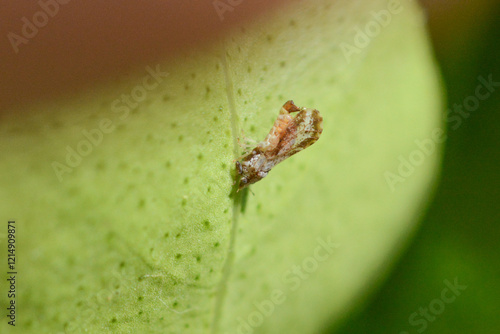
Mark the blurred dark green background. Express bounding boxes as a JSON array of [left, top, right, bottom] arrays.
[[331, 1, 500, 333]]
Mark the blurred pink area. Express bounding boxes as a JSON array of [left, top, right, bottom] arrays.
[[0, 0, 291, 111]]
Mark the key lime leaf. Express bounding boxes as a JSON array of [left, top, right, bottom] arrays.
[[0, 0, 442, 333]]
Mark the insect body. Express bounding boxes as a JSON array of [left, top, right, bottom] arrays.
[[236, 100, 323, 191]]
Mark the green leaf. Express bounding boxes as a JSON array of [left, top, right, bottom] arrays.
[[0, 0, 443, 333]]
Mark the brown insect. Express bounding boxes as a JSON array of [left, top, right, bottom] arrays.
[[236, 100, 323, 191]]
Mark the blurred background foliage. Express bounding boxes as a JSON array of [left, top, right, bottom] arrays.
[[331, 1, 500, 333]]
